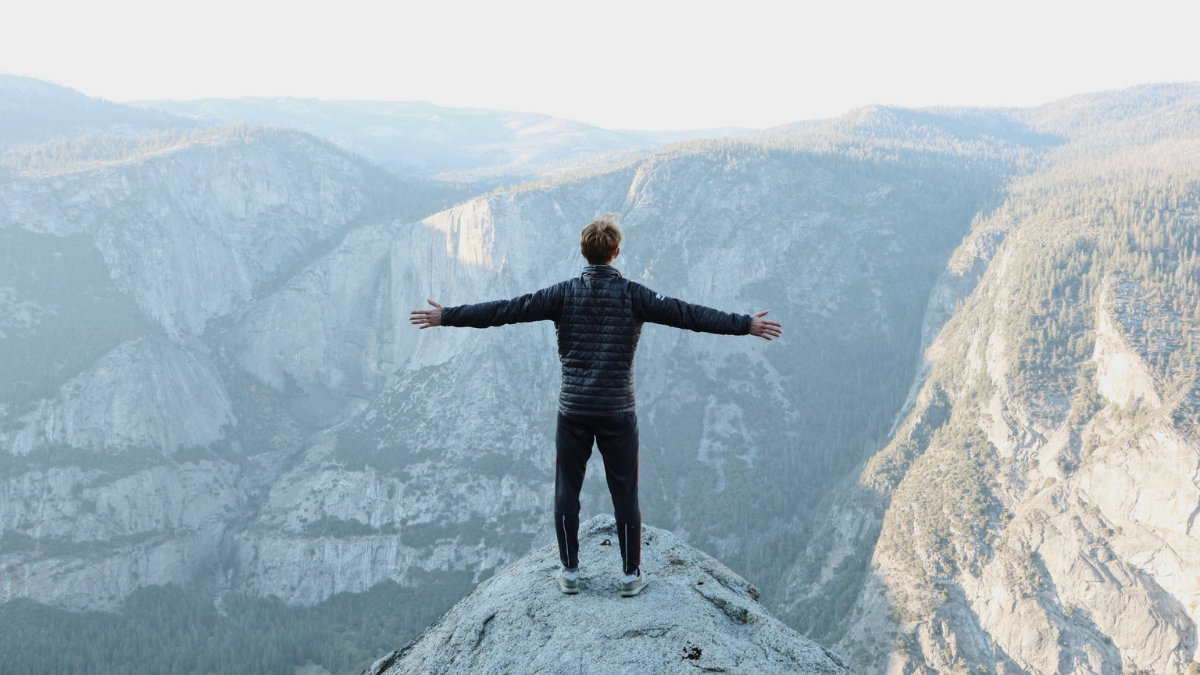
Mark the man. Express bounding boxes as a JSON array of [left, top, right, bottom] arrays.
[[410, 214, 782, 596]]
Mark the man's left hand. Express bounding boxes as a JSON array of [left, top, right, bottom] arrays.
[[410, 299, 443, 329]]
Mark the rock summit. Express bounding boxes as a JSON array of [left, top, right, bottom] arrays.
[[365, 515, 848, 675]]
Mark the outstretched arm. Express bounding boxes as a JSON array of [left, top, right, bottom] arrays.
[[410, 284, 564, 329], [632, 283, 781, 339]]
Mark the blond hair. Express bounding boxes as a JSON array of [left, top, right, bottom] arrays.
[[580, 214, 623, 264]]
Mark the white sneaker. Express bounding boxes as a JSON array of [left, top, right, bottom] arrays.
[[619, 570, 648, 597], [556, 570, 580, 595]]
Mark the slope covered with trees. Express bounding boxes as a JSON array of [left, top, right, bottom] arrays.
[[782, 84, 1200, 673], [0, 74, 186, 148]]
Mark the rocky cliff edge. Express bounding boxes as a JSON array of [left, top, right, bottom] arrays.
[[365, 515, 848, 675]]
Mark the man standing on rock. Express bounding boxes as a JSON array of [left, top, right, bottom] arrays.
[[410, 215, 782, 596]]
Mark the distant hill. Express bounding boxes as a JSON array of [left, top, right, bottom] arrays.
[[0, 74, 188, 148], [136, 97, 749, 181]]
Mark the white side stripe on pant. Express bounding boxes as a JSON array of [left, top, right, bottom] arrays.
[[560, 514, 572, 568], [622, 522, 628, 573]]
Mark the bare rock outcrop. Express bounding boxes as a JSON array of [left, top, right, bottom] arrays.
[[366, 515, 847, 675]]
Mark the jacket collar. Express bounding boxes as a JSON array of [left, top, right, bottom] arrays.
[[582, 264, 622, 280]]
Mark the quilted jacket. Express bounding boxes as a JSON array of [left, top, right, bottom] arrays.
[[439, 265, 751, 416]]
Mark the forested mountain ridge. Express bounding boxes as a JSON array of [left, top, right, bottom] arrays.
[[0, 74, 189, 148], [2, 77, 1199, 675], [783, 84, 1200, 673], [137, 97, 750, 182]]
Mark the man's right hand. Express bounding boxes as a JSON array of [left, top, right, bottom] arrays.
[[410, 299, 443, 329], [749, 311, 782, 341]]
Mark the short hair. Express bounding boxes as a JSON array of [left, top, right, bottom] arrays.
[[580, 214, 623, 264]]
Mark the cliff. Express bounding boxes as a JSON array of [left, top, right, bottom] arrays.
[[365, 515, 848, 675], [782, 84, 1200, 673]]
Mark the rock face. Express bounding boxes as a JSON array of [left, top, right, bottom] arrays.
[[366, 515, 848, 675], [6, 336, 235, 455], [782, 84, 1200, 674], [0, 120, 448, 610], [0, 126, 396, 336]]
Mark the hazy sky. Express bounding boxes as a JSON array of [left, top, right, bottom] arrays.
[[3, 0, 1198, 130]]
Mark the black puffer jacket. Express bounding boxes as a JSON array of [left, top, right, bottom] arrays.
[[440, 265, 751, 416]]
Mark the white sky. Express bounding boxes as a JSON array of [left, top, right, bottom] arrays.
[[3, 0, 1199, 131]]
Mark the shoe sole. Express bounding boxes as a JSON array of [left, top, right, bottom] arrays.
[[557, 577, 580, 595]]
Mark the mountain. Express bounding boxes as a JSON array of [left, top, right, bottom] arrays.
[[1, 78, 1020, 671], [0, 123, 469, 611], [3, 79, 1199, 675], [216, 108, 1023, 608], [364, 515, 848, 675], [782, 83, 1200, 673], [136, 97, 749, 181], [0, 74, 187, 148]]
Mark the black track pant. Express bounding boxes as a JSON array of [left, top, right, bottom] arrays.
[[554, 411, 641, 576]]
